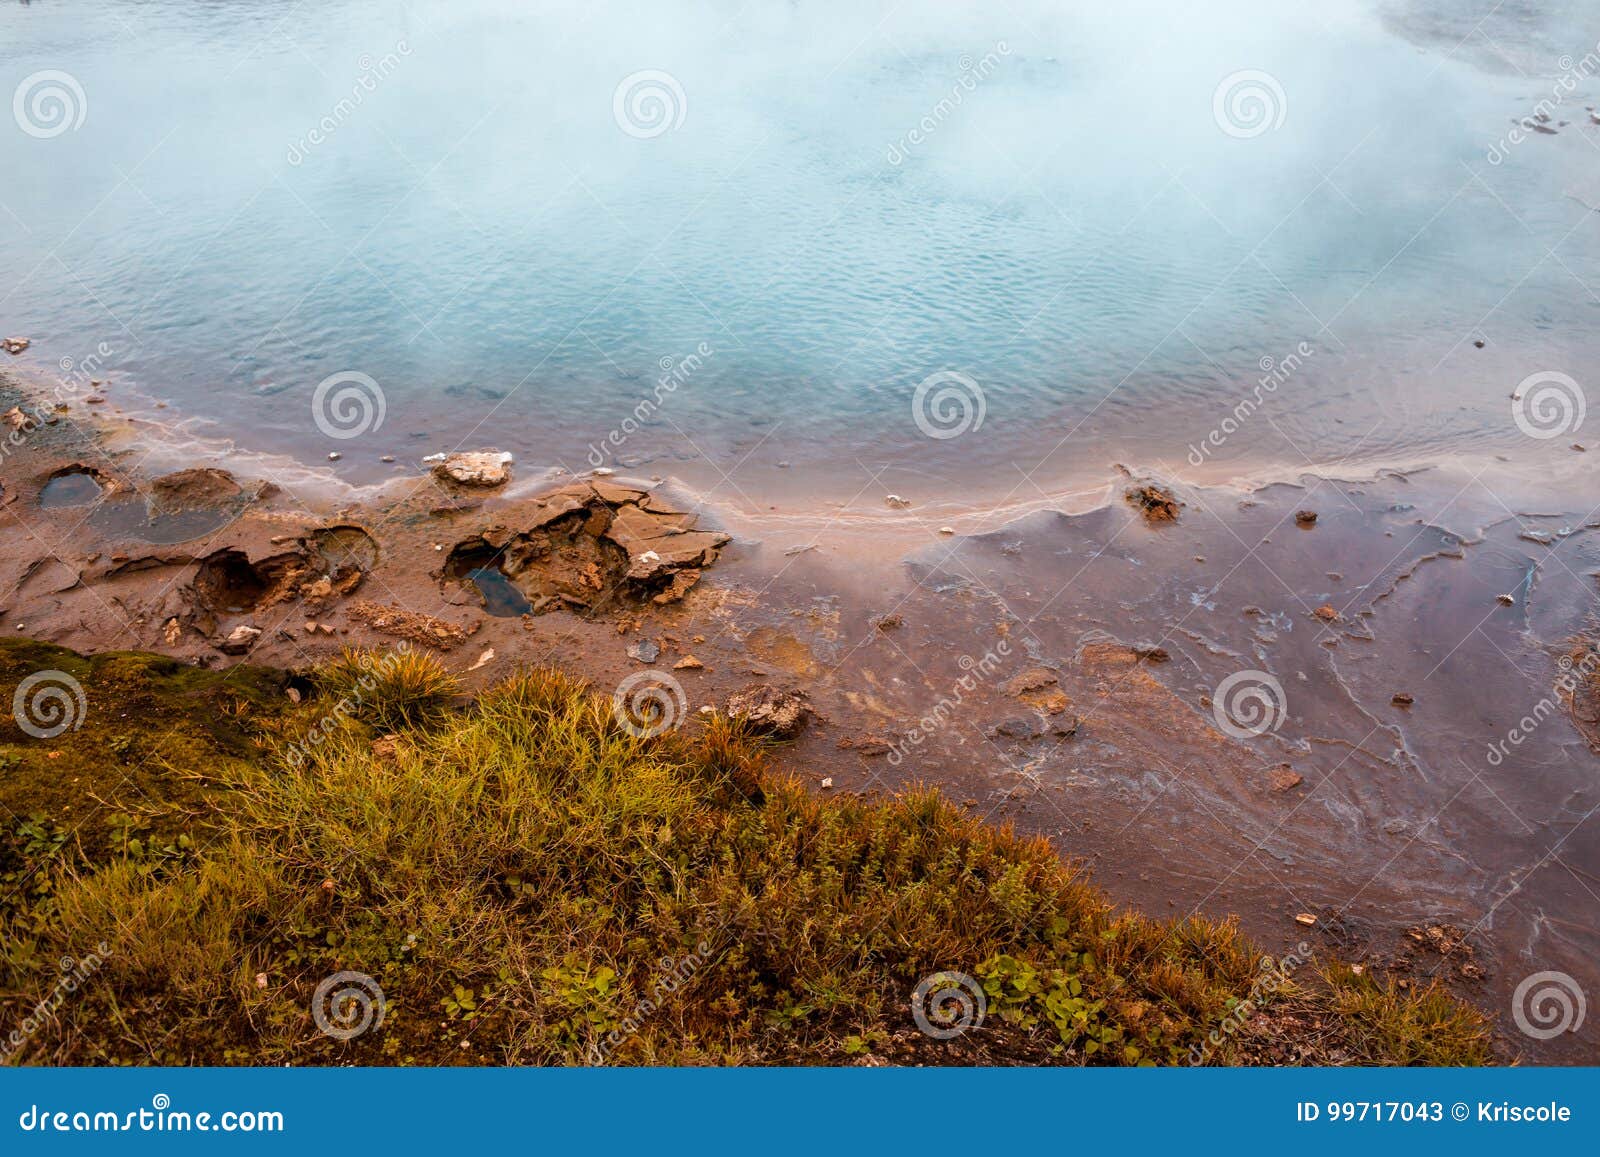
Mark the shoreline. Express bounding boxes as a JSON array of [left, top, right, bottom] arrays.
[[2, 366, 1598, 1061], [1, 353, 1587, 555]]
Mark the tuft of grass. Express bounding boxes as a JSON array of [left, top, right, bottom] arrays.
[[0, 647, 1493, 1066], [312, 646, 459, 732], [1315, 964, 1493, 1066]]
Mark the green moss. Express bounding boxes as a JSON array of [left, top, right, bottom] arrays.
[[0, 645, 1493, 1067], [0, 639, 291, 863]]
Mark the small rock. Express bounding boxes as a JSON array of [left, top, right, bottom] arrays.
[[874, 614, 903, 631], [1001, 668, 1058, 696], [627, 639, 661, 664], [673, 655, 703, 670], [1126, 483, 1181, 523], [820, 777, 834, 789], [1473, 339, 1485, 349], [594, 468, 614, 476], [2, 337, 30, 355], [1391, 692, 1414, 706], [381, 455, 396, 463], [1495, 594, 1515, 606], [255, 972, 269, 990], [724, 685, 811, 738], [1268, 765, 1303, 792], [1313, 604, 1340, 623], [1294, 510, 1318, 526], [286, 686, 302, 704], [468, 647, 496, 672], [938, 526, 955, 536], [426, 450, 514, 487], [1132, 643, 1170, 662], [218, 624, 262, 654], [885, 494, 912, 509], [837, 735, 892, 756], [327, 452, 341, 461], [991, 715, 1044, 740], [1294, 912, 1318, 927]]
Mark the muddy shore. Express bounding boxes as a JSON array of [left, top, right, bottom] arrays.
[[1, 370, 1596, 1062]]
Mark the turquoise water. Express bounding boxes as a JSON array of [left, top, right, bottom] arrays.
[[4, 0, 1599, 499]]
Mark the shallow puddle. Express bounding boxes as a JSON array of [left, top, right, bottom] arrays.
[[465, 566, 532, 617], [38, 471, 103, 509]]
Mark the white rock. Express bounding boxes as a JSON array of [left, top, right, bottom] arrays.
[[219, 624, 262, 654], [430, 450, 514, 487]]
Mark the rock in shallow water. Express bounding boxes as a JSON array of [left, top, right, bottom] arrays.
[[425, 450, 514, 487], [627, 638, 661, 664], [723, 685, 810, 737]]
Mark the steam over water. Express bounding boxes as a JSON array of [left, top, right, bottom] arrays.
[[3, 0, 1600, 500]]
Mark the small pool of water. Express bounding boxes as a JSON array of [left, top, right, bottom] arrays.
[[465, 566, 533, 618], [38, 471, 103, 509]]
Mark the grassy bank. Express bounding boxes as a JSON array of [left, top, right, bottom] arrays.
[[0, 639, 1491, 1065]]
